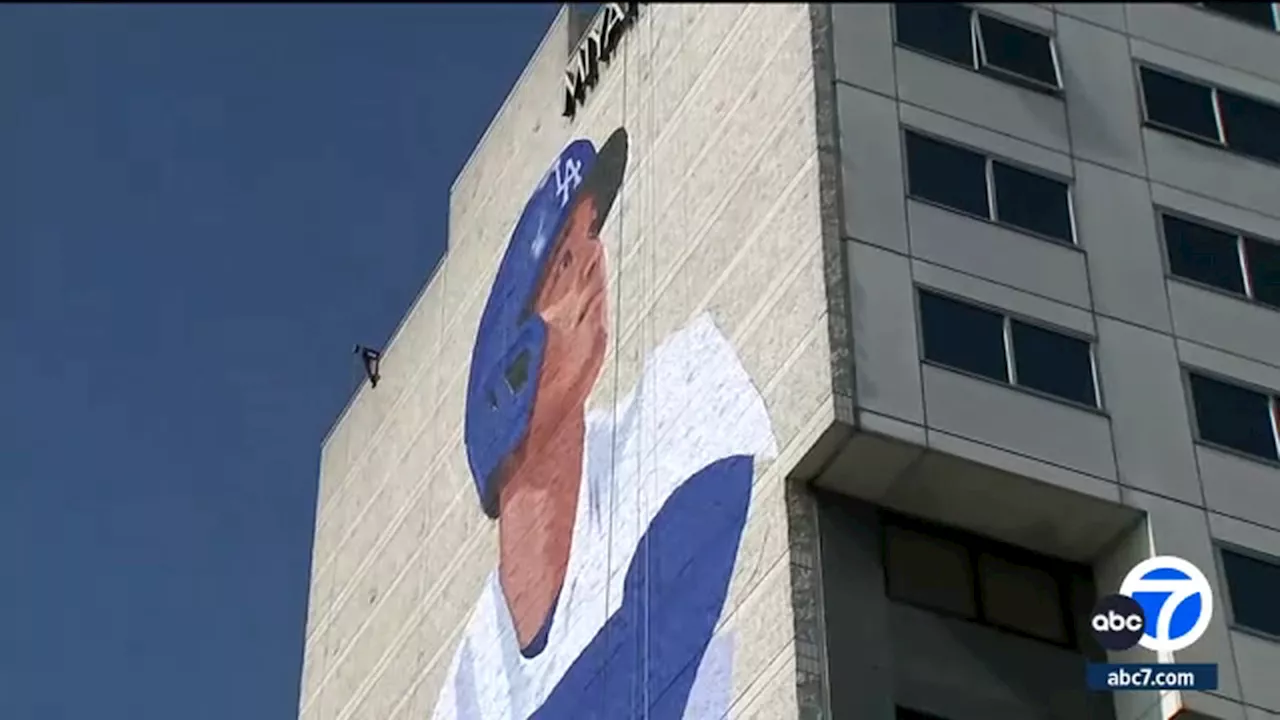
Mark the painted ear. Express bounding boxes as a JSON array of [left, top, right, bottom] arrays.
[[467, 318, 548, 518]]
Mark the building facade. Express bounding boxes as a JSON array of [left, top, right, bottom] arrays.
[[298, 4, 1280, 720]]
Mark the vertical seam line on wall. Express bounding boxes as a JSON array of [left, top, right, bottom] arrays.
[[1122, 6, 1214, 515], [1122, 2, 1248, 709], [890, 3, 932, 440], [1052, 7, 1127, 505]]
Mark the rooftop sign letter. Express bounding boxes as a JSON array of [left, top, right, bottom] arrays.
[[563, 3, 643, 119]]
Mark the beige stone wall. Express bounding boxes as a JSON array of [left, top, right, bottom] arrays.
[[297, 4, 833, 718]]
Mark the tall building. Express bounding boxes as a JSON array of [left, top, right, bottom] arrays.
[[297, 4, 1280, 719]]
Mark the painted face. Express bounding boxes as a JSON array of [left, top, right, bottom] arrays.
[[495, 194, 609, 653], [529, 194, 609, 412]]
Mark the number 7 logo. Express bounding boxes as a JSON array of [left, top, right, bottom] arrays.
[[1119, 556, 1215, 654]]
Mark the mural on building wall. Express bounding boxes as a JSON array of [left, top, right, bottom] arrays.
[[432, 128, 778, 720]]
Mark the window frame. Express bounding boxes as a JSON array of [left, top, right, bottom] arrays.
[[1214, 541, 1280, 643], [1138, 62, 1280, 168], [1156, 207, 1280, 311], [1182, 366, 1280, 465], [880, 511, 1085, 650], [1136, 64, 1227, 147], [973, 12, 1064, 92], [989, 157, 1078, 245], [903, 129, 992, 221], [901, 128, 1078, 246], [1196, 2, 1280, 32], [916, 286, 1103, 411], [892, 4, 1063, 93]]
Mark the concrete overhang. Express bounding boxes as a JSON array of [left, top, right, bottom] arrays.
[[790, 420, 1143, 565]]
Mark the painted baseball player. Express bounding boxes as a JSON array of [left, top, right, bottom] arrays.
[[432, 128, 777, 720]]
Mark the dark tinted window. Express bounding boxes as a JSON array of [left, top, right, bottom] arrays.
[[1140, 67, 1221, 141], [1010, 320, 1097, 406], [1189, 373, 1278, 461], [894, 3, 975, 66], [1163, 214, 1246, 295], [977, 14, 1059, 87], [905, 131, 989, 218], [882, 515, 1081, 652], [978, 554, 1068, 643], [1220, 91, 1280, 164], [992, 162, 1073, 242], [1245, 237, 1280, 309], [1201, 2, 1277, 30], [919, 290, 1008, 382], [884, 525, 977, 617], [1221, 548, 1280, 637]]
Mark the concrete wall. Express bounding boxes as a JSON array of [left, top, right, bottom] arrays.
[[297, 4, 834, 719], [830, 4, 1280, 720]]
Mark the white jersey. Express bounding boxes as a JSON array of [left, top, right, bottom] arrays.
[[431, 313, 778, 720]]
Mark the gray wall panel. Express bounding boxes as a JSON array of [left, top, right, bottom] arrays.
[[1074, 162, 1173, 333], [922, 365, 1117, 481], [848, 241, 925, 424], [893, 47, 1071, 154], [906, 200, 1091, 310], [831, 3, 896, 97], [838, 84, 909, 253], [1094, 317, 1202, 502], [827, 4, 1280, 719]]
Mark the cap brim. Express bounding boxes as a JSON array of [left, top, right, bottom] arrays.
[[578, 127, 629, 236]]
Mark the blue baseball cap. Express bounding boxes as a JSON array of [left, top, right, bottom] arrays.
[[464, 128, 629, 518]]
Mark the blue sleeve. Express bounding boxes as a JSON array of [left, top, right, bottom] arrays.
[[530, 454, 754, 720]]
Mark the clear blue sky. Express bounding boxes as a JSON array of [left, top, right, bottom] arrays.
[[0, 4, 559, 718]]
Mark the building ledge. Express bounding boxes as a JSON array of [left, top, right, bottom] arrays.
[[798, 418, 1142, 564]]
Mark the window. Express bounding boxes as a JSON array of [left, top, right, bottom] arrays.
[[1220, 547, 1280, 638], [905, 132, 989, 218], [1139, 67, 1220, 142], [1245, 238, 1280, 308], [991, 162, 1074, 242], [1219, 92, 1280, 164], [885, 525, 977, 617], [1163, 214, 1248, 295], [1162, 212, 1280, 310], [1198, 2, 1279, 31], [918, 291, 1008, 381], [895, 3, 973, 66], [976, 14, 1059, 88], [894, 4, 1061, 90], [882, 514, 1081, 648], [1009, 320, 1097, 407], [919, 289, 1100, 407], [1140, 66, 1280, 165], [905, 130, 1074, 243], [1188, 372, 1280, 462], [978, 554, 1069, 643]]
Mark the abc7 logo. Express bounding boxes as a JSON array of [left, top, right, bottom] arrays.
[[1090, 556, 1214, 653]]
